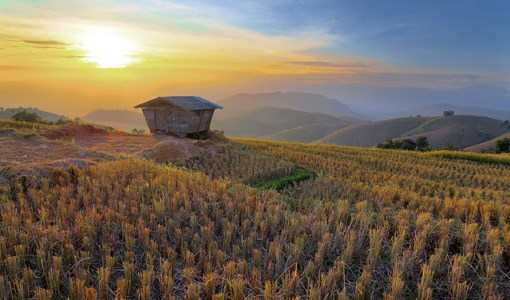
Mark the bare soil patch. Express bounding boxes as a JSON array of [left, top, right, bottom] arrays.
[[1, 123, 224, 177]]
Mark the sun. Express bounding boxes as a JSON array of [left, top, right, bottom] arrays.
[[79, 27, 138, 68]]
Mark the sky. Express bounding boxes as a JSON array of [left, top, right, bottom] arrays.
[[0, 0, 509, 115]]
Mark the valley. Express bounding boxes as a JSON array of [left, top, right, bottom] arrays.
[[73, 91, 510, 152]]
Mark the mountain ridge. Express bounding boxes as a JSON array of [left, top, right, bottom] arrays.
[[213, 106, 357, 141], [216, 91, 361, 120], [319, 115, 510, 149]]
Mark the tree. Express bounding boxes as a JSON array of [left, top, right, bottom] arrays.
[[400, 139, 417, 150], [416, 136, 430, 151], [55, 118, 71, 125], [11, 110, 42, 123], [377, 139, 394, 149], [496, 138, 510, 153]]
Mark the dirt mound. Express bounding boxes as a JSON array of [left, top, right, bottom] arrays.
[[141, 133, 225, 164], [43, 123, 110, 140], [141, 137, 205, 163]]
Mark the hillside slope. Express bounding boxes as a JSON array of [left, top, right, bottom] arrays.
[[266, 122, 347, 142], [216, 91, 359, 120], [320, 115, 510, 149], [83, 109, 148, 131], [0, 107, 67, 122], [213, 106, 355, 141], [465, 132, 510, 152], [319, 116, 433, 146], [402, 115, 510, 149], [398, 103, 510, 121]]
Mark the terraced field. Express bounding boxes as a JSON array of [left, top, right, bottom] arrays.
[[1, 125, 510, 299]]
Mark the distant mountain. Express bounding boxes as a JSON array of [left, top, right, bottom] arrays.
[[216, 91, 361, 120], [0, 107, 67, 122], [317, 84, 510, 119], [212, 106, 357, 142], [319, 115, 510, 149], [396, 103, 510, 121], [83, 110, 147, 131]]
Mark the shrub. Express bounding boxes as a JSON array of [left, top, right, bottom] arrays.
[[11, 110, 42, 123], [400, 138, 417, 150], [378, 137, 428, 151], [495, 138, 510, 153], [443, 110, 455, 117], [416, 136, 430, 151], [253, 167, 314, 191], [55, 118, 71, 125]]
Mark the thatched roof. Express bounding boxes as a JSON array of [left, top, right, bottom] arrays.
[[135, 96, 223, 111]]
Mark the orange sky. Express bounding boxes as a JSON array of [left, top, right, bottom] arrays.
[[1, 1, 505, 116], [0, 1, 399, 116]]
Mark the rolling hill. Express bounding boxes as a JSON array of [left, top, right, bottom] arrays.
[[82, 109, 148, 131], [331, 84, 510, 119], [465, 132, 510, 152], [0, 107, 67, 122], [215, 91, 360, 120], [212, 106, 356, 141], [320, 115, 510, 149], [398, 103, 510, 121], [319, 116, 433, 147], [401, 115, 510, 149], [266, 122, 348, 143]]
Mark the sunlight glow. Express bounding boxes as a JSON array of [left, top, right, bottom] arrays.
[[79, 27, 138, 68]]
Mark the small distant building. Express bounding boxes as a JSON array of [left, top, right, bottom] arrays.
[[443, 110, 455, 117], [135, 96, 223, 137]]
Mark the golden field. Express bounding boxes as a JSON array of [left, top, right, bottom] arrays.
[[0, 129, 509, 299]]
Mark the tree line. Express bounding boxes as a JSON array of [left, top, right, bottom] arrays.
[[377, 136, 430, 151]]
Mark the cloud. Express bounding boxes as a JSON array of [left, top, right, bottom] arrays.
[[0, 65, 31, 71], [62, 54, 85, 58], [286, 60, 368, 68], [22, 39, 68, 47]]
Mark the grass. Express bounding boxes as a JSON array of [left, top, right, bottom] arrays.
[[425, 150, 510, 165], [1, 141, 509, 298], [253, 166, 315, 191], [2, 124, 510, 298], [0, 119, 54, 132]]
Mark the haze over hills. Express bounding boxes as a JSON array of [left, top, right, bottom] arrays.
[[215, 91, 362, 120], [316, 85, 510, 119], [21, 87, 510, 149], [80, 92, 362, 141], [213, 106, 357, 142], [82, 110, 148, 131], [0, 107, 67, 122], [211, 91, 363, 141], [395, 103, 510, 121], [320, 114, 510, 149]]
